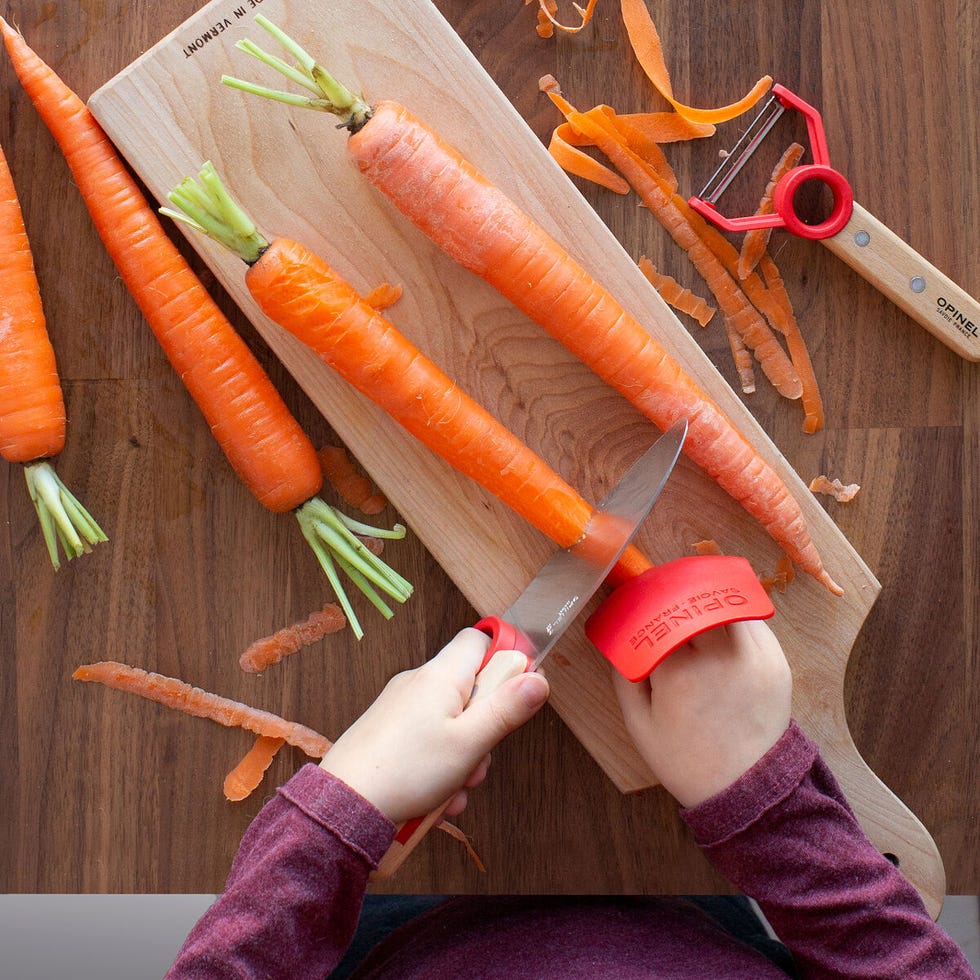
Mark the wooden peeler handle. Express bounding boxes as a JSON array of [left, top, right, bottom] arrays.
[[822, 202, 980, 361]]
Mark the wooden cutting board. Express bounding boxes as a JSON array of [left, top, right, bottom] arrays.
[[88, 0, 945, 911]]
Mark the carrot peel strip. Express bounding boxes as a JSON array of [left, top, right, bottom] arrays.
[[548, 127, 630, 194], [809, 475, 860, 502], [738, 142, 805, 280], [72, 661, 332, 757], [528, 0, 598, 37], [637, 255, 715, 327], [620, 0, 771, 124], [224, 735, 285, 801], [240, 603, 347, 674], [318, 445, 388, 514]]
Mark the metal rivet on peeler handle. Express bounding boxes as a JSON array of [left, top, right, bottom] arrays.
[[854, 230, 871, 247], [910, 276, 926, 294]]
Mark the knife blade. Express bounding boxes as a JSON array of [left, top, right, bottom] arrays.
[[472, 417, 688, 680]]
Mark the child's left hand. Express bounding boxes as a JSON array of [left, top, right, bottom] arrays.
[[319, 628, 551, 824]]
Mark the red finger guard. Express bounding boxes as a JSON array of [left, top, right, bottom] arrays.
[[585, 555, 775, 681]]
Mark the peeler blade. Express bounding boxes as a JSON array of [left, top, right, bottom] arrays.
[[697, 94, 786, 204]]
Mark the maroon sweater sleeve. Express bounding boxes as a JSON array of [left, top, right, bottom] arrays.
[[682, 720, 976, 980], [165, 764, 395, 980]]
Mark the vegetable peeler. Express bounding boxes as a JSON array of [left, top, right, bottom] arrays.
[[688, 83, 980, 361]]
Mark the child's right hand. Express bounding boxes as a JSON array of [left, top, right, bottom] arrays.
[[612, 619, 792, 808]]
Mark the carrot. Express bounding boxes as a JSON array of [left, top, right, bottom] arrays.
[[0, 19, 411, 636], [72, 661, 332, 757], [220, 19, 841, 594], [318, 446, 388, 515], [0, 135, 107, 568], [224, 735, 285, 801], [637, 255, 716, 327], [162, 163, 652, 585], [738, 142, 805, 280], [619, 0, 771, 124], [240, 602, 347, 674]]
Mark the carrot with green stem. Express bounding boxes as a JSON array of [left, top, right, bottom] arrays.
[[161, 162, 652, 585], [0, 135, 106, 568], [220, 16, 841, 594], [0, 17, 410, 635]]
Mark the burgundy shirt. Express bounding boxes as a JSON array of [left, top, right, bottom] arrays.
[[166, 721, 976, 978]]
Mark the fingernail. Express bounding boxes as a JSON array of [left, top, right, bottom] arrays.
[[519, 673, 549, 709]]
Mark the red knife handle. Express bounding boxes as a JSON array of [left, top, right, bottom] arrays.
[[472, 615, 534, 670], [585, 555, 775, 682], [392, 622, 531, 847]]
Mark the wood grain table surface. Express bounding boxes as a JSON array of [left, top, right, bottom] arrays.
[[0, 0, 976, 899]]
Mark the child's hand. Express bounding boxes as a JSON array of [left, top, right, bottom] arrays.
[[613, 619, 792, 808], [319, 628, 550, 824]]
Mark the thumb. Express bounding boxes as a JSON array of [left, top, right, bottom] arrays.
[[460, 666, 550, 748]]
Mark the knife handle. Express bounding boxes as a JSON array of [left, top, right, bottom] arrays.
[[823, 202, 980, 361], [373, 634, 530, 879]]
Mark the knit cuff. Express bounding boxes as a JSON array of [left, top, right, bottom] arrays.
[[278, 764, 397, 867], [680, 719, 818, 847]]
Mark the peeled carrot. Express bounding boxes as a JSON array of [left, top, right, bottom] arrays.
[[72, 661, 332, 757], [240, 602, 348, 674], [224, 735, 285, 801], [162, 163, 652, 585], [0, 134, 106, 568], [0, 19, 411, 635], [220, 19, 840, 594]]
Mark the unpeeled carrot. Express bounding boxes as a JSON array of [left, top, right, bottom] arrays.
[[0, 17, 321, 515], [163, 164, 652, 585], [0, 19, 412, 635], [221, 18, 840, 594], [0, 133, 106, 568], [224, 735, 285, 801], [239, 602, 347, 674], [73, 661, 332, 757]]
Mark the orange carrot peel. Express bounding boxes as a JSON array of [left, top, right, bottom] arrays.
[[73, 661, 332, 757], [619, 0, 771, 124], [224, 735, 286, 801], [637, 255, 715, 327], [318, 445, 388, 515], [529, 0, 599, 38], [240, 603, 347, 674], [809, 475, 860, 502]]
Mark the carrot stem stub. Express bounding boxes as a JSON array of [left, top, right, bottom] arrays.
[[24, 456, 107, 571]]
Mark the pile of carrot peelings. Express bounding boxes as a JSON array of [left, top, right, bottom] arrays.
[[540, 0, 825, 433]]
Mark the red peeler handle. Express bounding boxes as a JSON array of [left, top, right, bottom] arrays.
[[585, 555, 775, 681]]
